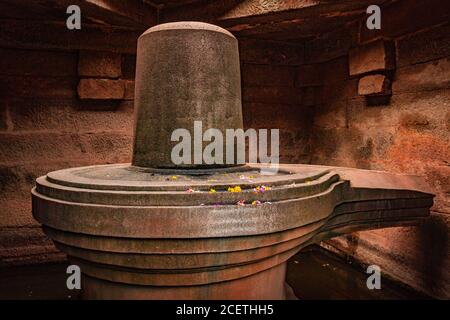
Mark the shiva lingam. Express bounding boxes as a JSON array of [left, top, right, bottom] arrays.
[[32, 22, 434, 299]]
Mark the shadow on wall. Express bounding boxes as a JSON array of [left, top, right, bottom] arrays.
[[416, 214, 449, 297]]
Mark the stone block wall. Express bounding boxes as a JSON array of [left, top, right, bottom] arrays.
[[0, 0, 448, 299], [0, 42, 136, 266]]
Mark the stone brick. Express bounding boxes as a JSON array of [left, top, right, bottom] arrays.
[[393, 57, 450, 93], [0, 48, 77, 77], [305, 21, 358, 64], [359, 0, 450, 44], [325, 211, 450, 299], [295, 64, 322, 87], [301, 87, 318, 107], [8, 99, 133, 132], [314, 100, 348, 129], [0, 76, 77, 99], [242, 86, 301, 105], [0, 19, 140, 54], [82, 132, 132, 163], [78, 51, 122, 78], [124, 80, 135, 100], [0, 132, 132, 166], [0, 226, 64, 266], [358, 75, 391, 96], [397, 23, 450, 68], [321, 56, 349, 85], [242, 64, 296, 87], [122, 54, 137, 80], [400, 113, 431, 130], [349, 40, 395, 76], [348, 88, 450, 132], [239, 38, 304, 65], [77, 79, 125, 100]]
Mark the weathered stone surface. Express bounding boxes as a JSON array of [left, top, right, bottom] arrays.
[[0, 19, 141, 54], [0, 226, 64, 267], [121, 54, 137, 80], [31, 21, 434, 301], [397, 23, 450, 68], [326, 212, 450, 299], [393, 57, 450, 93], [358, 75, 391, 96], [349, 40, 395, 76], [7, 99, 133, 132], [359, 0, 450, 44], [78, 51, 122, 78], [32, 162, 433, 298], [0, 48, 77, 77], [305, 22, 358, 64], [321, 57, 349, 85], [295, 64, 322, 87], [243, 86, 302, 104], [0, 102, 8, 131], [132, 22, 243, 168], [317, 79, 359, 104], [240, 38, 304, 65], [77, 79, 125, 100], [0, 76, 77, 99], [300, 87, 318, 107], [242, 64, 296, 87], [123, 80, 135, 100], [0, 132, 131, 165], [243, 102, 310, 129]]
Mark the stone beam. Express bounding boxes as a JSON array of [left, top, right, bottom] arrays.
[[0, 19, 141, 53]]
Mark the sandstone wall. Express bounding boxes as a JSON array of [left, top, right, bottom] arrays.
[[302, 2, 450, 298], [0, 1, 448, 299], [239, 38, 312, 164], [0, 28, 308, 266]]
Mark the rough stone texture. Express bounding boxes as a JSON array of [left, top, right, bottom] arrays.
[[77, 79, 126, 100], [123, 80, 135, 100], [0, 45, 133, 266], [397, 23, 450, 68], [240, 37, 311, 164], [349, 40, 395, 76], [310, 15, 450, 299], [358, 75, 391, 96], [393, 57, 450, 93], [359, 0, 450, 44], [132, 22, 243, 168], [78, 51, 122, 78]]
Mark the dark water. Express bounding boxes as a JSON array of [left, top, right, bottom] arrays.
[[0, 247, 428, 300]]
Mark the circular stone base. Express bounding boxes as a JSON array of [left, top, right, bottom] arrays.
[[32, 163, 345, 299]]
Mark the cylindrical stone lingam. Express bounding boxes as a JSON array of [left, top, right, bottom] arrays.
[[132, 22, 243, 168], [32, 21, 433, 300]]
